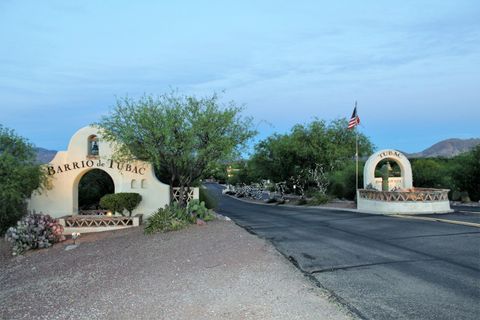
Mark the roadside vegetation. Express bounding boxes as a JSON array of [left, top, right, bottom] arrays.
[[0, 125, 48, 235], [214, 120, 480, 203], [410, 146, 480, 201], [213, 118, 373, 204], [1, 95, 478, 254], [144, 200, 215, 234], [97, 91, 257, 207]]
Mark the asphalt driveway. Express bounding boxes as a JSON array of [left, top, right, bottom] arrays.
[[207, 183, 480, 320]]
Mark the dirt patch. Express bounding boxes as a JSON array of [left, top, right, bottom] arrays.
[[0, 221, 350, 320]]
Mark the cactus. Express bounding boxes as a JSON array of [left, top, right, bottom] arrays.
[[187, 200, 215, 221], [4, 213, 65, 255]]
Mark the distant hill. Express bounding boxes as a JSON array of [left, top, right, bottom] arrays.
[[408, 138, 480, 158], [35, 147, 57, 164]]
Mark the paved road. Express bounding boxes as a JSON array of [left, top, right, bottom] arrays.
[[207, 183, 480, 320]]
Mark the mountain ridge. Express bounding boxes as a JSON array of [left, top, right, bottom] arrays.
[[407, 138, 480, 158]]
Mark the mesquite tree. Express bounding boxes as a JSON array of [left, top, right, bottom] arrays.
[[0, 125, 48, 234], [97, 92, 256, 206]]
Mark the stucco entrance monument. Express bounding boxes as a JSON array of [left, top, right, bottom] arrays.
[[28, 126, 197, 223], [357, 149, 452, 214]]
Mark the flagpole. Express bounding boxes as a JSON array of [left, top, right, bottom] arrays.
[[356, 127, 359, 192], [355, 101, 359, 193]]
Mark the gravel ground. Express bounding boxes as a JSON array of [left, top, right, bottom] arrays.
[[0, 220, 351, 320]]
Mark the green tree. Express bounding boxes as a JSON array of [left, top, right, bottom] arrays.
[[451, 146, 480, 201], [97, 92, 256, 206], [250, 118, 373, 184], [0, 125, 47, 234], [411, 158, 451, 189]]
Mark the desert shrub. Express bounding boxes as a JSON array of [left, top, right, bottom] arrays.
[[450, 146, 480, 201], [295, 198, 308, 205], [187, 200, 215, 222], [327, 163, 363, 200], [199, 187, 218, 209], [99, 194, 123, 215], [99, 193, 141, 216], [117, 193, 142, 216], [4, 213, 65, 255], [144, 203, 189, 234], [450, 190, 461, 201], [460, 192, 471, 203], [308, 191, 330, 206]]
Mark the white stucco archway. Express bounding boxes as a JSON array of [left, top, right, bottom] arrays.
[[28, 126, 171, 218], [363, 149, 413, 190]]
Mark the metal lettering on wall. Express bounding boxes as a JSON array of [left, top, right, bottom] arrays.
[[378, 150, 403, 159], [47, 159, 146, 176]]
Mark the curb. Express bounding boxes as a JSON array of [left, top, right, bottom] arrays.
[[223, 193, 359, 212], [224, 193, 480, 227]]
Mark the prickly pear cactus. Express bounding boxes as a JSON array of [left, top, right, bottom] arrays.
[[4, 213, 65, 255]]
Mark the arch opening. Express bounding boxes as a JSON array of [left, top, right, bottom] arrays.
[[373, 158, 404, 191], [77, 169, 114, 214]]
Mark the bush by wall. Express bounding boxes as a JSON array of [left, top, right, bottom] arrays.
[[118, 193, 142, 216], [99, 194, 123, 215], [99, 193, 142, 216], [4, 213, 65, 255]]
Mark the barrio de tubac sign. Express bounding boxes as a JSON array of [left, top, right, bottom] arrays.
[[47, 159, 147, 176], [28, 126, 171, 218]]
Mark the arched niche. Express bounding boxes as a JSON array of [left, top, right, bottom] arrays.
[[87, 134, 99, 156], [363, 149, 413, 190]]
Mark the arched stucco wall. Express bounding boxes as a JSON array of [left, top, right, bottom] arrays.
[[28, 126, 170, 218], [363, 149, 413, 190]]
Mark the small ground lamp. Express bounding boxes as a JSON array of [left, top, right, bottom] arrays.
[[72, 232, 81, 245]]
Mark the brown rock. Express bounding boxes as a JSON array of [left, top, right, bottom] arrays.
[[196, 219, 206, 226]]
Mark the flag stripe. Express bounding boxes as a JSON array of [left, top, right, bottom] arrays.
[[347, 106, 360, 129]]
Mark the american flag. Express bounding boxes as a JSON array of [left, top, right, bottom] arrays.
[[348, 103, 360, 129]]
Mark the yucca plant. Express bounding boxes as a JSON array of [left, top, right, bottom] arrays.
[[144, 204, 189, 234]]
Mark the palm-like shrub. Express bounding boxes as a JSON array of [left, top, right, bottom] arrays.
[[4, 213, 65, 255], [144, 203, 189, 234]]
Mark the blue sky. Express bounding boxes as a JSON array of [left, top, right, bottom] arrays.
[[1, 1, 479, 154]]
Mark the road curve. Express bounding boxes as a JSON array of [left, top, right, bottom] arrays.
[[207, 183, 480, 320]]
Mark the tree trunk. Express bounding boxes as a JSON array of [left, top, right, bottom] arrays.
[[169, 175, 175, 206]]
